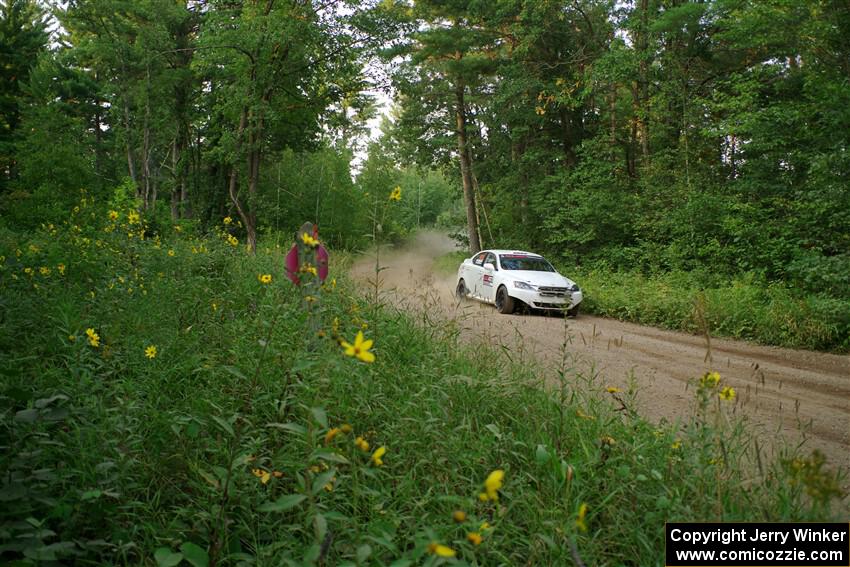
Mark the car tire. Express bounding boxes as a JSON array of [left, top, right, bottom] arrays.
[[495, 286, 515, 314], [456, 279, 469, 299], [567, 304, 580, 318]]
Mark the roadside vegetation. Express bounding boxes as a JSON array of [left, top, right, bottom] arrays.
[[1, 194, 845, 566]]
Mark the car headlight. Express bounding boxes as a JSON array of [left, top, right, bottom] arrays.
[[570, 283, 580, 292], [513, 281, 536, 291]]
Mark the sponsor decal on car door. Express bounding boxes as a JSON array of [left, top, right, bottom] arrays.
[[469, 252, 488, 299], [483, 253, 498, 302]]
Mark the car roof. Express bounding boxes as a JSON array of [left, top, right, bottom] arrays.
[[481, 249, 544, 258]]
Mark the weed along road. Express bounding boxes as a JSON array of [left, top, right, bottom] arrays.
[[351, 231, 850, 481]]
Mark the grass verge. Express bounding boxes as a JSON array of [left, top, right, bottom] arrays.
[[1, 206, 845, 566]]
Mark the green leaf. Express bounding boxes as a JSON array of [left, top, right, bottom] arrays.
[[313, 513, 327, 542], [179, 542, 209, 567], [211, 416, 234, 437], [14, 408, 39, 423], [310, 407, 328, 428], [258, 494, 306, 512], [267, 422, 307, 435], [313, 449, 350, 464], [154, 548, 183, 567], [222, 366, 248, 380], [356, 544, 372, 563], [535, 444, 551, 465], [312, 470, 336, 495]]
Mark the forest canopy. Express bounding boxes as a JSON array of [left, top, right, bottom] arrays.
[[1, 0, 849, 298]]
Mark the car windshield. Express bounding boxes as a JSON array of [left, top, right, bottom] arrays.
[[499, 255, 555, 272]]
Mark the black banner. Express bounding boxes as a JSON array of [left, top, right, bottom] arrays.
[[666, 523, 849, 566]]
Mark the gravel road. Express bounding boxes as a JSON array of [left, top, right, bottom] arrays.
[[350, 231, 850, 479]]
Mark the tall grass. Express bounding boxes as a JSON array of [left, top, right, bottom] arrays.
[[0, 201, 844, 565], [573, 269, 850, 352]]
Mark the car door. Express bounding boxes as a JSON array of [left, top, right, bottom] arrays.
[[467, 251, 488, 299], [481, 252, 498, 302]]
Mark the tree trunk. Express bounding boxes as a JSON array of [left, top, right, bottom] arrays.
[[123, 97, 137, 185], [455, 77, 481, 254]]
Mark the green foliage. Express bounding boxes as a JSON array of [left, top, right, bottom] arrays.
[[0, 0, 48, 192], [573, 267, 850, 352], [1, 193, 843, 564]]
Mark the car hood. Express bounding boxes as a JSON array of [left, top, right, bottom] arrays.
[[507, 271, 574, 288]]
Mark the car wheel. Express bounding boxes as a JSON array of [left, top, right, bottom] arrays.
[[495, 286, 515, 314], [456, 278, 469, 299], [567, 304, 580, 318]]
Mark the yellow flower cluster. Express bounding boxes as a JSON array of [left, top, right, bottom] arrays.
[[478, 469, 504, 502], [85, 328, 100, 348], [251, 468, 283, 485], [300, 231, 319, 247], [699, 371, 736, 401], [575, 502, 589, 532], [389, 186, 402, 201]]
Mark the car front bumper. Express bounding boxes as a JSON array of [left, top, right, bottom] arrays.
[[509, 288, 583, 310]]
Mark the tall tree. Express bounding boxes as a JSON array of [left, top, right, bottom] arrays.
[[0, 0, 48, 191]]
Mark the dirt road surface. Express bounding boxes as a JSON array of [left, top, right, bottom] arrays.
[[351, 231, 850, 480]]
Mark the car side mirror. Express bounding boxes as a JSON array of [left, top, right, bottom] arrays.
[[483, 262, 495, 271]]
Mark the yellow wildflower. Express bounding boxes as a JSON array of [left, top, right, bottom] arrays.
[[606, 386, 620, 394], [57, 263, 65, 275], [340, 330, 375, 363], [174, 225, 182, 233], [127, 211, 140, 225], [426, 543, 456, 558], [325, 427, 342, 445], [719, 386, 736, 401], [85, 328, 100, 348], [467, 532, 483, 546], [575, 503, 589, 533], [452, 510, 467, 523], [371, 446, 386, 466], [145, 345, 157, 359], [671, 439, 682, 450], [258, 274, 272, 284], [701, 371, 721, 388], [68, 334, 76, 342], [480, 521, 492, 531], [167, 249, 175, 257], [39, 266, 50, 276], [355, 436, 370, 452], [600, 435, 616, 446], [23, 267, 33, 276], [389, 186, 402, 201], [223, 216, 232, 225], [252, 468, 271, 484], [108, 210, 119, 221], [300, 232, 319, 247], [480, 469, 504, 502], [300, 263, 318, 276], [340, 423, 353, 434], [211, 302, 218, 312], [226, 234, 238, 247]]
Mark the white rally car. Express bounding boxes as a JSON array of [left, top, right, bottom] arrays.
[[455, 250, 583, 316]]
